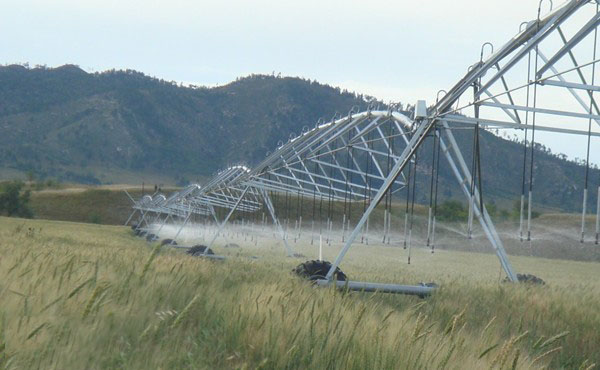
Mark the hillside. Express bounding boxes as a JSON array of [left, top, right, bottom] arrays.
[[414, 128, 600, 212], [0, 64, 598, 211], [0, 65, 372, 184]]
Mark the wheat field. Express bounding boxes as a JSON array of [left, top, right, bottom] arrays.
[[0, 216, 598, 369]]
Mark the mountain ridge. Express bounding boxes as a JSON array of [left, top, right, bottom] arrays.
[[1, 64, 598, 212], [0, 65, 375, 183]]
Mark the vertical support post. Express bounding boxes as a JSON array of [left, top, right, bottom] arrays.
[[365, 216, 370, 245], [208, 204, 219, 238], [431, 215, 437, 251], [387, 207, 392, 244], [581, 188, 588, 243], [596, 185, 600, 245], [346, 218, 351, 243], [519, 194, 525, 241], [403, 158, 413, 249], [467, 196, 475, 239], [403, 212, 409, 248], [319, 235, 323, 261], [294, 219, 298, 242], [382, 209, 388, 243], [426, 207, 432, 246], [527, 190, 533, 241], [361, 223, 365, 244], [342, 214, 347, 242], [326, 216, 330, 244], [407, 151, 418, 256]]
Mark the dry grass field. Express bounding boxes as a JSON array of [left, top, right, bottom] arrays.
[[1, 215, 598, 369]]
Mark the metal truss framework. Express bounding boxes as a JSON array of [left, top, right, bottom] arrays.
[[323, 0, 600, 283], [128, 0, 600, 285]]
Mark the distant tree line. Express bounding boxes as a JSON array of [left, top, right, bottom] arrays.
[[436, 199, 540, 222], [0, 180, 33, 218]]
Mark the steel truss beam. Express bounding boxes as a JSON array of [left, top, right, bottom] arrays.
[[127, 0, 600, 283], [324, 0, 600, 282]]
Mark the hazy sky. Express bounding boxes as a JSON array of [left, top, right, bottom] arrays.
[[1, 0, 540, 102], [1, 0, 598, 163]]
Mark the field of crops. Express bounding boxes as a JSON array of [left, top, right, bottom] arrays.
[[0, 216, 599, 369]]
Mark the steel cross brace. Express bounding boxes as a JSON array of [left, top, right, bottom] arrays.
[[324, 115, 518, 282], [325, 115, 434, 280], [123, 190, 138, 226], [156, 213, 172, 234], [170, 211, 192, 245], [438, 122, 517, 281], [259, 188, 294, 256], [137, 210, 151, 230], [124, 209, 138, 227], [208, 204, 231, 245], [206, 186, 251, 250]]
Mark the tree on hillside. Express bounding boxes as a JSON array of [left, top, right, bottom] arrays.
[[0, 181, 33, 218], [437, 200, 468, 222]]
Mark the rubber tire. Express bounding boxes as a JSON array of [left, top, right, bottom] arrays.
[[146, 233, 158, 242], [161, 239, 177, 246], [186, 245, 215, 256], [139, 231, 147, 238], [503, 273, 545, 285], [293, 260, 347, 282], [516, 273, 545, 285]]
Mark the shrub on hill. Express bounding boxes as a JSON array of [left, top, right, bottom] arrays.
[[0, 180, 34, 218], [436, 200, 468, 222]]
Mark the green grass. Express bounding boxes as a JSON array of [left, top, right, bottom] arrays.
[[29, 189, 135, 225], [27, 186, 424, 227], [29, 187, 178, 225], [0, 216, 598, 369]]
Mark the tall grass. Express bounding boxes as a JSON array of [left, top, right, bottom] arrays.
[[0, 216, 598, 369]]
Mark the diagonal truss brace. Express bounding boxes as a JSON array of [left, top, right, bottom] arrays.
[[260, 188, 295, 257], [325, 115, 518, 282], [207, 186, 251, 250]]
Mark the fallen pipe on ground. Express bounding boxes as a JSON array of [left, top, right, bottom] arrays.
[[314, 279, 436, 296]]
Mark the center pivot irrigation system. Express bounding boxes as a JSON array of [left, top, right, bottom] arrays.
[[127, 0, 600, 295]]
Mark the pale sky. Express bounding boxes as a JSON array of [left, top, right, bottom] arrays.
[[1, 0, 598, 163]]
